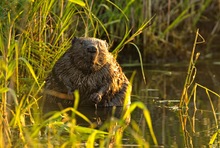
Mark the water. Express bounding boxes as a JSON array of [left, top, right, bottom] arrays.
[[128, 58, 220, 147], [43, 57, 220, 147]]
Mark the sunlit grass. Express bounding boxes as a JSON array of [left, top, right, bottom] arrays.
[[0, 0, 159, 147], [179, 29, 220, 146], [1, 0, 218, 146], [179, 29, 205, 107]]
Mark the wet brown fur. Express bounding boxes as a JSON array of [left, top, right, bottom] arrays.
[[43, 37, 131, 107]]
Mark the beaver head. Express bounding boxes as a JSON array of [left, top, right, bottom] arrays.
[[67, 37, 110, 73]]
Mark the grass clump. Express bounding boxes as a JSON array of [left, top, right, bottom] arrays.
[[0, 0, 157, 147]]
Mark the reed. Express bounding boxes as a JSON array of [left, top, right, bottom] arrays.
[[1, 0, 218, 146], [179, 29, 204, 107], [0, 0, 158, 147], [179, 30, 220, 146]]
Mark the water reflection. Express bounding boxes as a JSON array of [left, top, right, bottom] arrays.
[[42, 100, 126, 127], [41, 58, 220, 147], [130, 59, 220, 147]]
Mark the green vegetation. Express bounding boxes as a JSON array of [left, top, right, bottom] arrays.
[[1, 0, 220, 147], [0, 0, 157, 147]]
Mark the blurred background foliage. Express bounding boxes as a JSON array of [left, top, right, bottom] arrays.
[[1, 0, 220, 65]]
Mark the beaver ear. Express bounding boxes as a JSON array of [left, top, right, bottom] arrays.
[[72, 37, 78, 45]]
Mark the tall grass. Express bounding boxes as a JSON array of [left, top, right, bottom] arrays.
[[1, 0, 218, 146], [0, 0, 157, 147], [179, 29, 205, 107], [179, 29, 220, 146]]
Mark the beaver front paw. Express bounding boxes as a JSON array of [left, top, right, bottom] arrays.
[[90, 93, 102, 104]]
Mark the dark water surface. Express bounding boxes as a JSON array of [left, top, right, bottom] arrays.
[[43, 57, 220, 147], [128, 57, 220, 147]]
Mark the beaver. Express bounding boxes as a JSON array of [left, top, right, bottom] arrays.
[[42, 37, 131, 108]]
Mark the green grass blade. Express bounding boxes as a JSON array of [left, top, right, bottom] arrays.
[[123, 101, 158, 145], [163, 7, 190, 36], [18, 57, 39, 86], [129, 42, 146, 84], [209, 130, 219, 145], [68, 0, 86, 7]]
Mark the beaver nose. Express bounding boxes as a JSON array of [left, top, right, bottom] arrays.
[[87, 46, 97, 53]]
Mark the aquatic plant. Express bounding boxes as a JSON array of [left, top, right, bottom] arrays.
[[179, 29, 205, 107], [179, 29, 220, 147]]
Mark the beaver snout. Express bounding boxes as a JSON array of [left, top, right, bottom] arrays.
[[87, 46, 97, 54]]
